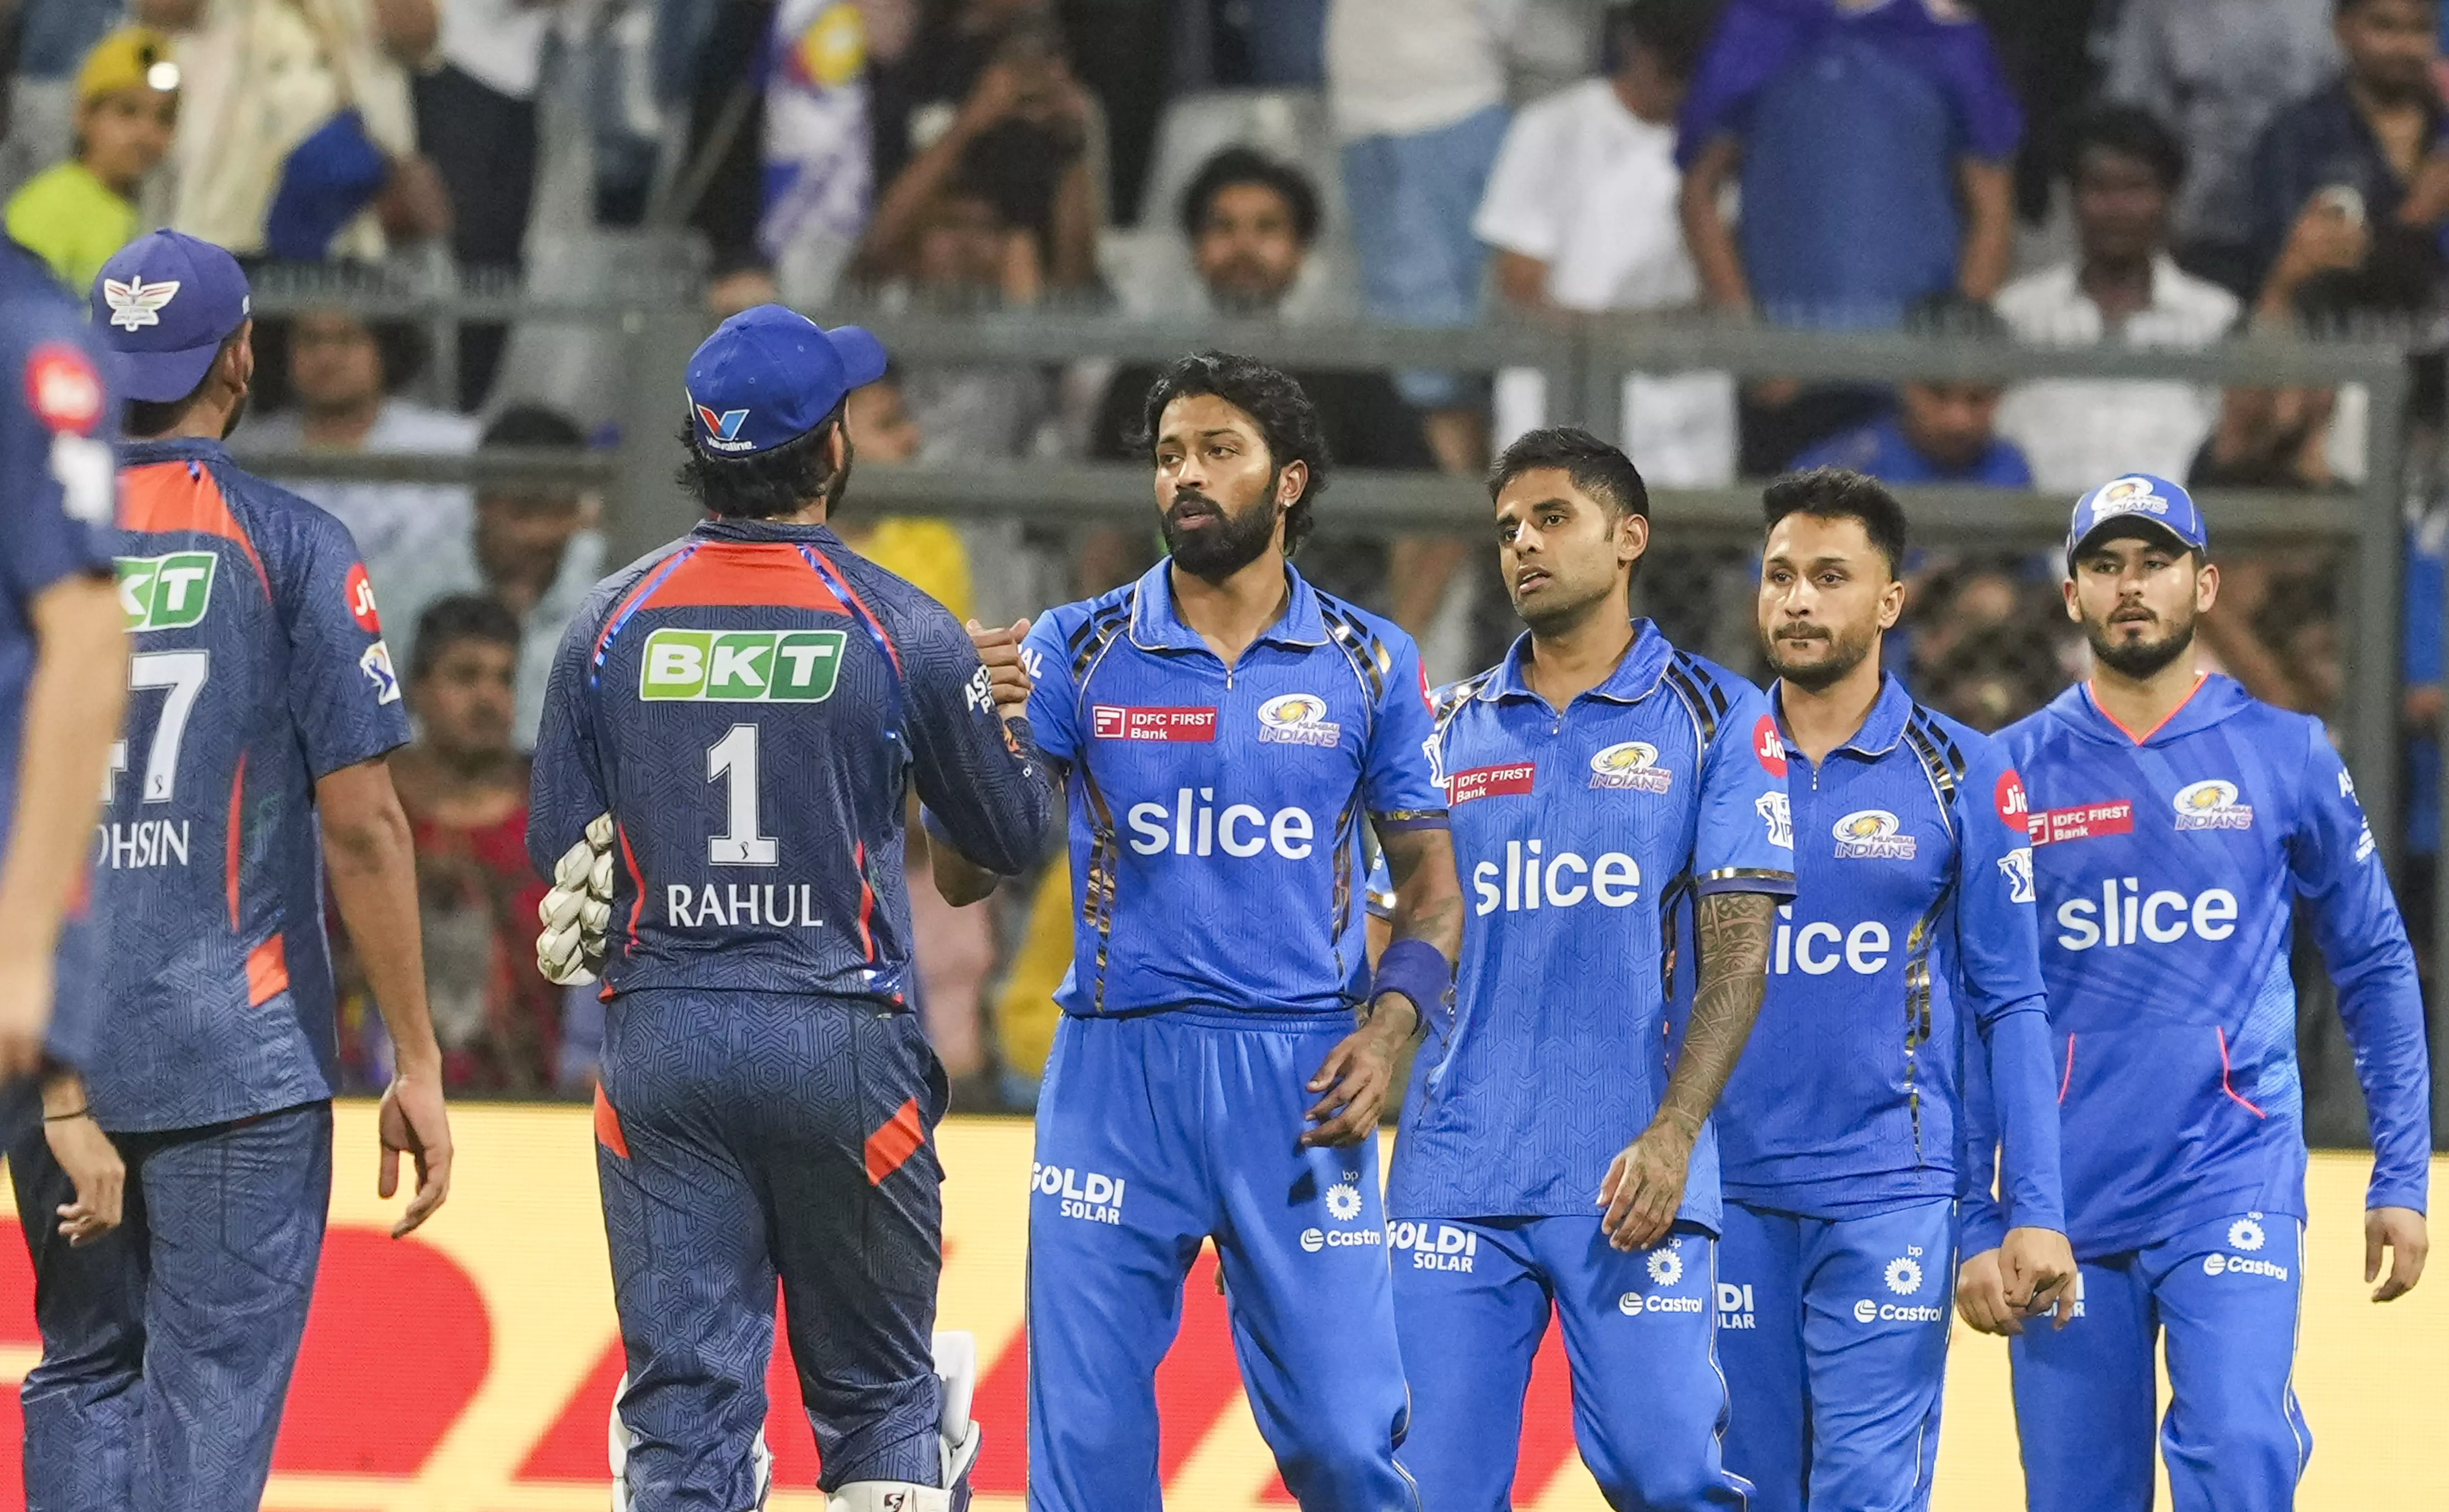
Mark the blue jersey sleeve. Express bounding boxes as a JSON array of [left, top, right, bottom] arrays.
[[1930, 8, 2022, 163], [528, 596, 615, 877], [1693, 685, 1796, 897], [272, 507, 411, 778], [898, 600, 1055, 877], [1952, 737, 2063, 1235], [2291, 729, 2432, 1216], [1958, 1016, 2007, 1253], [1675, 0, 1810, 167], [1018, 610, 1080, 770], [1364, 633, 1447, 829], [1, 322, 114, 602]]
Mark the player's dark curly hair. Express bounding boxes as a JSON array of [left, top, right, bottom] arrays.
[[1134, 351, 1329, 557], [1762, 466, 1909, 577], [675, 404, 849, 521], [1180, 147, 1321, 245], [1486, 426, 1650, 520]]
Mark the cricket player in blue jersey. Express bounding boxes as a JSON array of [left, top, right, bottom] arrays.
[[6, 230, 455, 1512], [529, 306, 1055, 1512], [0, 231, 128, 1198], [1388, 426, 1790, 1511], [1715, 468, 2073, 1512], [932, 350, 1462, 1511], [1956, 473, 2431, 1512]]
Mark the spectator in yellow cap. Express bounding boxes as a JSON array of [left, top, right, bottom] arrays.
[[5, 28, 180, 293]]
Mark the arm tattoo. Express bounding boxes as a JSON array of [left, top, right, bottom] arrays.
[[1659, 891, 1777, 1136], [1381, 827, 1464, 961]]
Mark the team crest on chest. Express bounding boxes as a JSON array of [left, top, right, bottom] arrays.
[[2172, 778, 2253, 832], [1832, 809, 1916, 860], [1256, 692, 1341, 747], [1588, 740, 1673, 793]]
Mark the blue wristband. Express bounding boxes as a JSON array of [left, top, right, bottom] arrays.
[[1369, 938, 1451, 1029]]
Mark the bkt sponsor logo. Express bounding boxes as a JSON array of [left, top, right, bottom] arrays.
[[1126, 789, 1315, 859], [2204, 1252, 2289, 1281], [115, 551, 216, 632], [1471, 840, 1640, 916], [2054, 880, 2237, 950], [1389, 1221, 1480, 1272], [1033, 1164, 1127, 1225], [639, 628, 846, 702], [1717, 1283, 1758, 1329], [1772, 905, 1891, 976]]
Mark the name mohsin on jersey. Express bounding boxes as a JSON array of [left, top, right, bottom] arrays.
[[1589, 740, 1673, 793], [638, 627, 847, 701], [1833, 809, 1915, 860], [94, 819, 188, 870], [2172, 778, 2253, 831], [663, 884, 826, 929], [1256, 692, 1340, 747]]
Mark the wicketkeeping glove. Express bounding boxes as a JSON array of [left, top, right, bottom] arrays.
[[537, 813, 615, 986]]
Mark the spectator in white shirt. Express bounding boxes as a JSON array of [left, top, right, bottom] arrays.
[[1992, 104, 2241, 496], [1476, 0, 1732, 485], [245, 300, 480, 597]]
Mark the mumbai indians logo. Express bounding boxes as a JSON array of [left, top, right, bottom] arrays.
[[1588, 740, 1673, 793], [1257, 692, 1341, 747], [114, 552, 215, 631], [2172, 778, 2253, 831], [2090, 474, 2170, 520], [2229, 1215, 2267, 1253], [1833, 809, 1916, 860], [692, 398, 754, 452], [639, 627, 847, 701]]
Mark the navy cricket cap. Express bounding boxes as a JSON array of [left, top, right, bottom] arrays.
[[2066, 472, 2208, 573], [684, 305, 887, 456], [90, 230, 252, 404]]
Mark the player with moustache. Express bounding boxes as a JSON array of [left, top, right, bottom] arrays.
[[1958, 474, 2429, 1512]]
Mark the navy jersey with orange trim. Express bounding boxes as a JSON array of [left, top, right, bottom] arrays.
[[0, 241, 117, 1068], [84, 438, 412, 1132], [528, 516, 1055, 1001]]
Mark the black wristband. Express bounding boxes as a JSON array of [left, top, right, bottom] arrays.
[[42, 1106, 89, 1123]]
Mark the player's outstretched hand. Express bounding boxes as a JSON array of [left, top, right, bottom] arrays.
[[1955, 1248, 2018, 1335], [378, 1071, 454, 1239], [0, 955, 56, 1079], [2366, 1205, 2427, 1302], [2001, 1225, 2078, 1330], [44, 1113, 122, 1245], [966, 619, 1034, 721], [1596, 1116, 1694, 1252], [1302, 1004, 1407, 1147]]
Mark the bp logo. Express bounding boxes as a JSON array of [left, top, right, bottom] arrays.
[[2173, 778, 2253, 831], [1885, 1255, 1924, 1296], [639, 628, 847, 702], [1833, 809, 1916, 860], [1325, 1177, 1364, 1223], [1647, 1244, 1684, 1288], [1257, 692, 1340, 747], [115, 552, 216, 631], [1589, 740, 1673, 793], [2229, 1215, 2267, 1253]]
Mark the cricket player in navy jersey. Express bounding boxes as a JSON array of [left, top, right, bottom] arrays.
[[6, 230, 455, 1512], [528, 305, 1055, 1512], [1714, 468, 2073, 1512], [1387, 426, 1789, 1511], [1956, 473, 2431, 1512], [931, 350, 1462, 1512], [0, 232, 128, 1198]]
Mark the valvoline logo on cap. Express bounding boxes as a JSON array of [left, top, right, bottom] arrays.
[[693, 399, 753, 452]]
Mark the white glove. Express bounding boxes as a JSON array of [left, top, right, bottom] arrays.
[[538, 813, 615, 987]]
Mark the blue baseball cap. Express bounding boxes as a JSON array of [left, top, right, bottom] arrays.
[[684, 305, 887, 456], [90, 230, 252, 404], [2066, 472, 2208, 572]]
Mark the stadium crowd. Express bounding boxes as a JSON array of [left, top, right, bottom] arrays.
[[6, 0, 2448, 1108]]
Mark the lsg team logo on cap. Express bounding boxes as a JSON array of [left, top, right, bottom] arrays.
[[693, 402, 753, 452], [102, 275, 179, 331]]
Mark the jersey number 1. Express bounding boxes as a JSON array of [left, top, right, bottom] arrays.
[[707, 723, 778, 866]]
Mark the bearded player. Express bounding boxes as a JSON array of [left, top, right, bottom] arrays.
[[1959, 474, 2429, 1511], [934, 350, 1461, 1510], [1714, 468, 2072, 1512], [1387, 427, 1789, 1510]]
